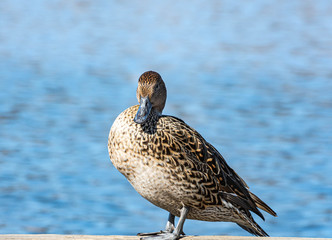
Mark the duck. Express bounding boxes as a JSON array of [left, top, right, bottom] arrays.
[[108, 71, 277, 240]]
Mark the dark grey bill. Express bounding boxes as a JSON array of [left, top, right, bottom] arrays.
[[134, 96, 152, 124]]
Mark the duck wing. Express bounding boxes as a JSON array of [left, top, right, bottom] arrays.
[[162, 116, 276, 219]]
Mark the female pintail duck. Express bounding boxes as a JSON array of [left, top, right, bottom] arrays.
[[108, 71, 277, 239]]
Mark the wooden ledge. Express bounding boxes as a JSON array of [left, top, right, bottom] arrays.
[[0, 235, 327, 240]]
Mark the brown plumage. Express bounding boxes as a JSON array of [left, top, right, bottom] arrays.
[[108, 71, 277, 239]]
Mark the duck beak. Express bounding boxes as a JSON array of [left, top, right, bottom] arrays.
[[134, 96, 152, 124]]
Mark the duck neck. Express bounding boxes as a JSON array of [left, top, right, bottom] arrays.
[[140, 108, 161, 134]]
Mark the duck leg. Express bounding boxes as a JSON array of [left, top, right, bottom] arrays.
[[165, 213, 175, 233], [138, 213, 175, 237], [139, 206, 190, 240]]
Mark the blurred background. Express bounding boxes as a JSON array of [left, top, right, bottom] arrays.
[[0, 0, 332, 238]]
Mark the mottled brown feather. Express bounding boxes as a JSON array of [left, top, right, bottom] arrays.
[[108, 71, 276, 237], [160, 115, 273, 219]]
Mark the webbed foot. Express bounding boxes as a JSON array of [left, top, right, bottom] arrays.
[[137, 207, 190, 240], [139, 232, 184, 240], [137, 230, 166, 237]]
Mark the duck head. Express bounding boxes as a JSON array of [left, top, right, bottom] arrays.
[[134, 71, 167, 124]]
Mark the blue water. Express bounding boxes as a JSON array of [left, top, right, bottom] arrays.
[[1, 0, 332, 237]]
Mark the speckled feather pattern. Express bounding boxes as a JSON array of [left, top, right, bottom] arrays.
[[109, 106, 274, 234], [108, 71, 276, 237]]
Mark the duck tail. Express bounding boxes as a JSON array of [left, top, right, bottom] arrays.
[[236, 208, 270, 237], [237, 222, 269, 237], [249, 192, 277, 217]]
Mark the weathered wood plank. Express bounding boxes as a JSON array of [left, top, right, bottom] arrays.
[[0, 235, 329, 240]]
